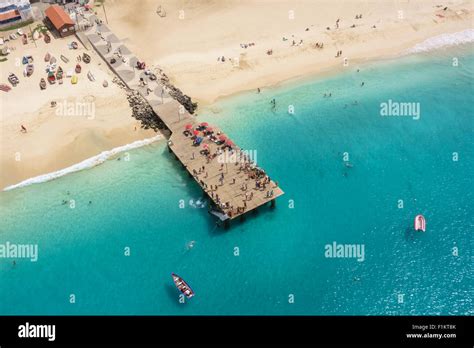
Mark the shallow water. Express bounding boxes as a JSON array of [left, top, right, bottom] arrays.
[[0, 45, 472, 315]]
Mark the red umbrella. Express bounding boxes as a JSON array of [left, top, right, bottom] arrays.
[[200, 122, 209, 127], [206, 127, 213, 132], [185, 124, 193, 130], [218, 134, 227, 141], [193, 130, 200, 136], [225, 139, 235, 147], [203, 144, 209, 149]]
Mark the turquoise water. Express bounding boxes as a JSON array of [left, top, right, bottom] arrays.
[[1, 46, 472, 315]]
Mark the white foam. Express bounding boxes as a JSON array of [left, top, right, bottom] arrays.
[[3, 135, 163, 191], [406, 29, 474, 54]]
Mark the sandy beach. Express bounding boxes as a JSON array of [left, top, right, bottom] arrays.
[[1, 0, 472, 189], [0, 20, 156, 188], [103, 0, 473, 104]]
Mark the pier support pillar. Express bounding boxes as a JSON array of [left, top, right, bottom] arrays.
[[270, 199, 276, 209], [224, 220, 230, 229]]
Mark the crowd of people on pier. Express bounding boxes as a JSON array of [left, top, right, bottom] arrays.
[[183, 123, 278, 218]]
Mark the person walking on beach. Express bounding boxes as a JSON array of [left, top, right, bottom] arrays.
[[21, 125, 27, 133]]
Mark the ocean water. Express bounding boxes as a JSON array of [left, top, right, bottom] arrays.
[[0, 45, 472, 315]]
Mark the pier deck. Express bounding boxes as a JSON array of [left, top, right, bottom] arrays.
[[81, 13, 283, 222]]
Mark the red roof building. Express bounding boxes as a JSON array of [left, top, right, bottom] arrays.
[[45, 5, 75, 37]]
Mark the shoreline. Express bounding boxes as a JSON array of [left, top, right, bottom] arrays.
[[2, 0, 472, 191], [3, 35, 472, 192], [196, 29, 474, 109], [199, 30, 474, 112], [3, 134, 163, 192]]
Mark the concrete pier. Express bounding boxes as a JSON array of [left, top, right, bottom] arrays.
[[81, 12, 283, 223]]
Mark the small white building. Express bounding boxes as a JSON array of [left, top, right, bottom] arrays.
[[0, 0, 33, 29]]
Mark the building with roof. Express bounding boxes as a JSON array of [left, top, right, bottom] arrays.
[[0, 0, 33, 29], [44, 3, 74, 37]]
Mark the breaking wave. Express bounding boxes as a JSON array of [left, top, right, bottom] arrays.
[[406, 29, 474, 54], [3, 135, 162, 191]]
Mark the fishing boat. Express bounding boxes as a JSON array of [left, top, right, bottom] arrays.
[[71, 41, 78, 49], [75, 63, 81, 73], [8, 73, 19, 86], [82, 53, 91, 64], [22, 34, 27, 45], [87, 71, 95, 82], [47, 71, 56, 84], [46, 63, 57, 72], [56, 66, 63, 80], [44, 33, 51, 43], [414, 215, 426, 232], [25, 64, 34, 77], [171, 273, 194, 298], [44, 52, 51, 62], [60, 55, 69, 63], [50, 56, 57, 64], [0, 83, 12, 92], [71, 75, 78, 84], [39, 78, 46, 90]]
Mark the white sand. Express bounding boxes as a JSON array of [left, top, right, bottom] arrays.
[[1, 0, 472, 188], [0, 26, 156, 188], [103, 0, 473, 104]]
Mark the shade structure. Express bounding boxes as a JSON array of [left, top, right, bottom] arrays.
[[218, 134, 227, 141], [185, 124, 193, 130], [203, 144, 209, 149], [193, 130, 200, 136], [206, 127, 213, 133], [200, 122, 209, 127], [225, 139, 235, 147]]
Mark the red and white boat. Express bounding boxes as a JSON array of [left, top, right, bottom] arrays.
[[414, 215, 426, 232], [171, 273, 194, 298]]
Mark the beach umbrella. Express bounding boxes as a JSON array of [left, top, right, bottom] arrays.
[[200, 122, 209, 127], [193, 130, 200, 136], [206, 127, 213, 133], [203, 144, 209, 149], [226, 139, 235, 147], [185, 124, 193, 130], [218, 134, 227, 141]]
